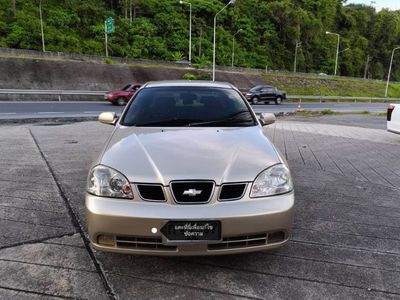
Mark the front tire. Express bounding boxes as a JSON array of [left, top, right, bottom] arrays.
[[251, 96, 259, 105], [275, 97, 282, 105], [117, 97, 127, 106]]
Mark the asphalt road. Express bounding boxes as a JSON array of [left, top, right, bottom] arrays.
[[0, 101, 390, 119]]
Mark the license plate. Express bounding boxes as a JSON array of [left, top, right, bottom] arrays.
[[161, 221, 221, 241]]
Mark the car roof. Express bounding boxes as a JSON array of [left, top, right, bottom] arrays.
[[143, 80, 236, 89]]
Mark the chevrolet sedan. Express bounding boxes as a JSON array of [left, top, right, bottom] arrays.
[[86, 80, 294, 256]]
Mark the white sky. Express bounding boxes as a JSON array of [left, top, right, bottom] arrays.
[[348, 0, 400, 11]]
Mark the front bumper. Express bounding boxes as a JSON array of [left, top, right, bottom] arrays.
[[86, 192, 294, 256]]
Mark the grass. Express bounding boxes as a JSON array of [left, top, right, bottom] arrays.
[[294, 109, 387, 117], [261, 73, 400, 98]]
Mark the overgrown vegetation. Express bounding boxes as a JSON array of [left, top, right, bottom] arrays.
[[0, 0, 399, 81]]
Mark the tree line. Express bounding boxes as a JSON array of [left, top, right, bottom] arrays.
[[0, 0, 399, 80]]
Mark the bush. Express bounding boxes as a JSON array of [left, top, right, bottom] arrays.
[[182, 72, 211, 81], [104, 57, 114, 64]]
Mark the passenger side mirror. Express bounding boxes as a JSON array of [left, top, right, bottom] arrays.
[[99, 112, 118, 126], [259, 113, 276, 126]]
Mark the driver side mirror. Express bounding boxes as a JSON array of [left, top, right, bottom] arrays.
[[259, 113, 276, 126], [99, 112, 118, 126]]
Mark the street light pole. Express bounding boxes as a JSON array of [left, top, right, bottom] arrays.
[[326, 31, 340, 76], [293, 41, 302, 73], [39, 0, 45, 52], [213, 0, 235, 81], [232, 29, 242, 67], [385, 46, 400, 97], [179, 1, 192, 65]]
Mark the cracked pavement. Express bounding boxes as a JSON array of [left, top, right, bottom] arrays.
[[1, 115, 400, 299]]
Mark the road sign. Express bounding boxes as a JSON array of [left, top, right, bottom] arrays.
[[105, 17, 114, 34]]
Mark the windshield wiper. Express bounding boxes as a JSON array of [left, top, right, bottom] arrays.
[[134, 118, 202, 127], [187, 111, 254, 127]]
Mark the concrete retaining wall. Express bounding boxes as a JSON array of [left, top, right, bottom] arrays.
[[0, 57, 266, 101]]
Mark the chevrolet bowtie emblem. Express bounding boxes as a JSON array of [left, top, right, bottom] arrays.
[[183, 189, 202, 197]]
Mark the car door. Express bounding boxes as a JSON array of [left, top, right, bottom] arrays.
[[259, 87, 269, 100], [263, 87, 276, 100]]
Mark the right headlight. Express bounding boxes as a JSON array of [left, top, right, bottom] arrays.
[[87, 165, 133, 199], [250, 164, 293, 198]]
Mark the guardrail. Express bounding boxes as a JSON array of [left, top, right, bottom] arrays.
[[0, 89, 398, 103], [286, 95, 400, 103], [0, 89, 106, 101]]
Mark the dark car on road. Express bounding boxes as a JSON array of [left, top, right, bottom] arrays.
[[104, 83, 142, 106], [244, 85, 286, 105]]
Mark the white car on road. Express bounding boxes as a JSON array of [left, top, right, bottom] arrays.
[[387, 104, 400, 134]]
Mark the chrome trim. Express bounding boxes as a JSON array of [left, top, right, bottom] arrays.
[[170, 180, 215, 204], [218, 182, 248, 202], [135, 183, 167, 202]]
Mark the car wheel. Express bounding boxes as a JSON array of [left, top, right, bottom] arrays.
[[274, 97, 282, 105], [117, 97, 127, 106], [252, 96, 259, 105]]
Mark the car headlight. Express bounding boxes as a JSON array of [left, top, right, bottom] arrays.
[[87, 165, 133, 199], [250, 164, 293, 198]]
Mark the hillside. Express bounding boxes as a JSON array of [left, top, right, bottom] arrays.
[[0, 0, 399, 81]]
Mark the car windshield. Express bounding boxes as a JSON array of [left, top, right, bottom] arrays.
[[121, 87, 256, 127]]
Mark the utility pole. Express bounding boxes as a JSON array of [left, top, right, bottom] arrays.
[[39, 0, 45, 52], [129, 0, 132, 24], [385, 46, 400, 97], [364, 55, 371, 79], [293, 41, 302, 73], [12, 0, 16, 18]]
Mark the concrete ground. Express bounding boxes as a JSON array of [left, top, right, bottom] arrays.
[[1, 115, 400, 299]]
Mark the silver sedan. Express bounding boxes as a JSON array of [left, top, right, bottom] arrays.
[[86, 80, 294, 256]]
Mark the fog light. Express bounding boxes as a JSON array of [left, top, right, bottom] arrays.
[[98, 235, 116, 246]]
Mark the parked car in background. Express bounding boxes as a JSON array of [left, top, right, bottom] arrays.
[[244, 85, 286, 105], [86, 80, 294, 256], [387, 103, 400, 134], [104, 83, 142, 106]]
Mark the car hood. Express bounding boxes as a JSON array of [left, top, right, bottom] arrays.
[[100, 126, 281, 185]]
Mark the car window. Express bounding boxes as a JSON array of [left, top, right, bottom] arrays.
[[122, 84, 131, 91], [121, 87, 256, 127], [249, 86, 262, 92]]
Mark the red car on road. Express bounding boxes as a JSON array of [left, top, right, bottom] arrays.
[[104, 83, 142, 106]]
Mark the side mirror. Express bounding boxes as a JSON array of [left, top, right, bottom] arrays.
[[99, 112, 118, 126], [259, 113, 276, 126]]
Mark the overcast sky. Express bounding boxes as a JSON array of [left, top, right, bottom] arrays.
[[348, 0, 400, 11]]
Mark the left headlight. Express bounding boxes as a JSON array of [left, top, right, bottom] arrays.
[[250, 164, 293, 198], [87, 165, 133, 199]]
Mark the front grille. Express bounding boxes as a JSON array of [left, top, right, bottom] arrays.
[[208, 233, 267, 250], [219, 183, 247, 201], [137, 184, 165, 201], [208, 232, 286, 250], [116, 236, 177, 251], [170, 181, 214, 204]]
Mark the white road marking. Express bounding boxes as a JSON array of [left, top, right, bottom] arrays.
[[83, 111, 102, 114], [37, 112, 64, 114]]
